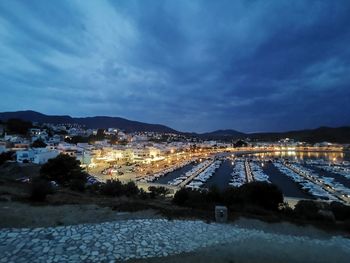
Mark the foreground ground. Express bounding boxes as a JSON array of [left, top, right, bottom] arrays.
[[1, 162, 350, 262], [1, 218, 349, 263]]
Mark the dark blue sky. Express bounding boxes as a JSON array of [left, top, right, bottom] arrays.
[[1, 0, 350, 133]]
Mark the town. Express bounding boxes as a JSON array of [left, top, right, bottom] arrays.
[[1, 118, 349, 204]]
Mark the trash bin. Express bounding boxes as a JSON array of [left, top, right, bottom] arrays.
[[215, 205, 228, 223]]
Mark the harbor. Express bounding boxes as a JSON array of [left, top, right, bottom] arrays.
[[144, 151, 350, 205]]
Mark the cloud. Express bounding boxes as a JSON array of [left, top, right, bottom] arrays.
[[0, 0, 350, 132]]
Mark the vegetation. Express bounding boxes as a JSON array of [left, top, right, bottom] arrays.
[[5, 118, 32, 135], [30, 178, 54, 202], [148, 186, 170, 198], [233, 139, 248, 147], [173, 182, 283, 211], [31, 139, 47, 148], [64, 136, 89, 144], [99, 180, 140, 197], [40, 154, 87, 186], [0, 151, 14, 166]]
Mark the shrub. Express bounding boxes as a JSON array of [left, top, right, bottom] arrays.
[[139, 188, 149, 200], [0, 151, 14, 166], [31, 139, 47, 148], [30, 178, 53, 201], [221, 187, 240, 207], [40, 154, 87, 186], [124, 181, 139, 196], [206, 186, 222, 203], [69, 179, 86, 192], [173, 188, 189, 206], [238, 182, 283, 211], [148, 186, 170, 198], [330, 202, 350, 221], [100, 179, 123, 197], [294, 200, 320, 220]]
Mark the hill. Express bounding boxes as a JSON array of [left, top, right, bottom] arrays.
[[249, 126, 350, 144], [198, 129, 246, 140], [0, 110, 178, 133], [0, 110, 349, 143]]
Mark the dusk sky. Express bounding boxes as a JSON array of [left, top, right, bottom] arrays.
[[1, 0, 350, 133]]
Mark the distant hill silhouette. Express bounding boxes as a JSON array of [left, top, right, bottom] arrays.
[[0, 110, 178, 133], [248, 126, 350, 144], [0, 110, 349, 143], [197, 129, 246, 140]]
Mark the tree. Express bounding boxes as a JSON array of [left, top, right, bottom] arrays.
[[148, 186, 170, 198], [40, 154, 87, 185], [173, 188, 189, 205], [30, 178, 53, 201], [238, 182, 283, 211], [31, 139, 47, 148], [0, 151, 14, 166], [100, 179, 123, 196], [233, 140, 248, 148], [6, 118, 32, 135]]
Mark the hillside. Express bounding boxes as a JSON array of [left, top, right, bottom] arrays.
[[1, 110, 349, 143], [249, 126, 350, 144], [0, 110, 178, 133]]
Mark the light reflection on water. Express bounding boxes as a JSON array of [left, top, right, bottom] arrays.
[[250, 151, 349, 162]]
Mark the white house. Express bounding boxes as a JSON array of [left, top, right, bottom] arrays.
[[16, 148, 59, 164]]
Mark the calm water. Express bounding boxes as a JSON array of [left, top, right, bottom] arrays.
[[305, 164, 350, 188], [155, 163, 195, 184], [250, 151, 350, 162], [204, 159, 233, 191], [262, 162, 313, 199], [203, 159, 313, 198], [155, 151, 349, 199]]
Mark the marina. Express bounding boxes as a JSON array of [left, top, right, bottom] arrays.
[[138, 151, 350, 204]]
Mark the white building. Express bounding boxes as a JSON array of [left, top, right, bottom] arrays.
[[16, 148, 59, 164]]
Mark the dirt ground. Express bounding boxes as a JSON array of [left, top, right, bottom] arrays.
[[0, 202, 161, 228]]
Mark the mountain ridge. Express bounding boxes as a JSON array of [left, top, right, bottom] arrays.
[[0, 110, 349, 143], [0, 110, 178, 133]]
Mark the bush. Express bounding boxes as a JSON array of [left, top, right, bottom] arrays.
[[31, 139, 47, 148], [124, 181, 139, 197], [221, 187, 240, 207], [6, 118, 32, 135], [139, 188, 149, 200], [148, 186, 170, 198], [330, 202, 350, 221], [238, 182, 283, 211], [0, 151, 14, 166], [100, 180, 123, 197], [173, 188, 190, 206], [173, 182, 284, 211], [40, 154, 87, 186], [30, 178, 53, 201], [69, 179, 86, 192], [294, 200, 321, 220]]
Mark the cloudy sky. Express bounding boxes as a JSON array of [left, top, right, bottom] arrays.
[[1, 0, 350, 132]]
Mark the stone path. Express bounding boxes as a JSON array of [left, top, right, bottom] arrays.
[[0, 219, 350, 262]]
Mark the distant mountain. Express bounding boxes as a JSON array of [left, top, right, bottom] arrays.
[[0, 110, 349, 143], [198, 129, 246, 140], [249, 126, 350, 144], [0, 110, 179, 133]]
